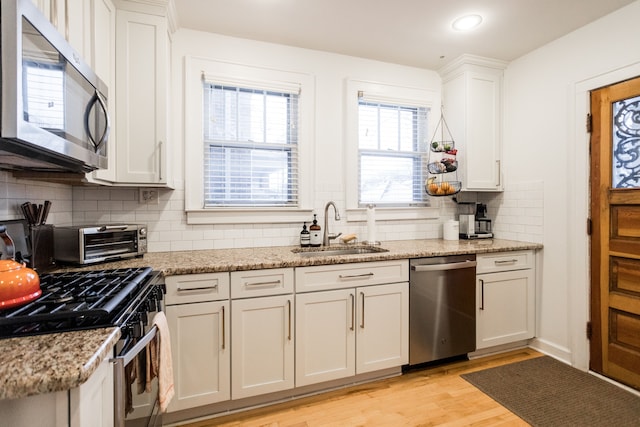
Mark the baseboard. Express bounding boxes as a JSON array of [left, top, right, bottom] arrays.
[[528, 337, 572, 365], [467, 341, 529, 359]]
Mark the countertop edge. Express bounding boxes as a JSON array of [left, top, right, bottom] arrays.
[[0, 327, 120, 400]]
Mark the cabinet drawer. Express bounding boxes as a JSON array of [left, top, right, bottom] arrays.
[[295, 260, 409, 293], [165, 272, 230, 305], [476, 250, 534, 274], [231, 268, 294, 298]]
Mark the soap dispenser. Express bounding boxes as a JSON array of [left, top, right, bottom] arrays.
[[309, 214, 322, 247], [300, 222, 310, 247]]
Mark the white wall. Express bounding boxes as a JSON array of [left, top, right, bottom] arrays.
[[72, 31, 459, 252], [502, 0, 640, 368]]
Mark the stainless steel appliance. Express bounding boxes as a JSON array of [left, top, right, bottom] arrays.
[[459, 203, 493, 239], [0, 267, 165, 427], [54, 224, 147, 265], [408, 255, 477, 365], [0, 0, 109, 173]]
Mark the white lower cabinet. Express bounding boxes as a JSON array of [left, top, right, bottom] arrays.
[[295, 282, 408, 387], [476, 251, 536, 349], [295, 261, 409, 388], [295, 289, 355, 385], [356, 282, 409, 374], [231, 294, 295, 399], [165, 273, 231, 412], [0, 357, 113, 427]]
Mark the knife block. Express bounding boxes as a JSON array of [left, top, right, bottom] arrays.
[[29, 225, 55, 272]]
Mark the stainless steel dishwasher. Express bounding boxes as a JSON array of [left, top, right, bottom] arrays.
[[409, 254, 477, 365]]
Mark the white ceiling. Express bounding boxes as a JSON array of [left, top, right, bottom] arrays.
[[172, 0, 635, 69]]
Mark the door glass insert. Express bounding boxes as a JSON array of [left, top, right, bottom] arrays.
[[612, 95, 640, 188]]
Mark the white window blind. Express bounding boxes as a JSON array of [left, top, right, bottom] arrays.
[[203, 82, 299, 207], [358, 93, 429, 206]]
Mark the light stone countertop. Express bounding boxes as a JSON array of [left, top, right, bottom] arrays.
[[0, 327, 120, 400], [53, 238, 543, 276], [1, 238, 541, 401]]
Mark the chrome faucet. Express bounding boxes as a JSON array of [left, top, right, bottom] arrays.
[[323, 201, 341, 246]]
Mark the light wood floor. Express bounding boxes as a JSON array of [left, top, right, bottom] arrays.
[[181, 348, 542, 427]]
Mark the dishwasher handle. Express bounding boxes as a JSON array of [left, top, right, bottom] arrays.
[[411, 260, 477, 272]]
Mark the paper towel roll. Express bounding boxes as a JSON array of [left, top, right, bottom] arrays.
[[367, 204, 377, 244], [443, 220, 459, 241]]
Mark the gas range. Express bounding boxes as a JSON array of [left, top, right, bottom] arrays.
[[0, 267, 163, 338]]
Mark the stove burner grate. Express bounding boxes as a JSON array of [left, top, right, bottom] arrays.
[[0, 267, 155, 337]]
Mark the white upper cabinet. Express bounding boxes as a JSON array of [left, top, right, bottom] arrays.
[[87, 0, 118, 183], [115, 8, 170, 186], [440, 55, 507, 192]]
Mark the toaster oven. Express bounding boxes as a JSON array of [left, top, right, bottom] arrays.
[[53, 224, 147, 265]]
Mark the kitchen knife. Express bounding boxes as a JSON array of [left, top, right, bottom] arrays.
[[41, 201, 51, 225]]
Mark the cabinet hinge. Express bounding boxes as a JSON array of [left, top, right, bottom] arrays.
[[586, 113, 593, 133], [587, 218, 592, 235], [586, 321, 592, 340]]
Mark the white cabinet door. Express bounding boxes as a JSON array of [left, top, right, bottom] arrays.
[[231, 295, 294, 399], [441, 56, 506, 192], [115, 9, 168, 185], [476, 269, 535, 349], [65, 0, 90, 61], [69, 357, 114, 427], [166, 300, 230, 411], [87, 0, 117, 183], [356, 282, 409, 374], [295, 289, 356, 387]]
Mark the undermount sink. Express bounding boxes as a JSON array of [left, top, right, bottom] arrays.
[[292, 245, 389, 257]]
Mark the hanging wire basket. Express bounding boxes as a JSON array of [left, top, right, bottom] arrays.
[[425, 112, 460, 197], [427, 158, 458, 173], [425, 178, 461, 196]]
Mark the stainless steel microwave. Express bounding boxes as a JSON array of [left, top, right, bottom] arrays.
[[53, 225, 148, 265], [0, 0, 109, 173]]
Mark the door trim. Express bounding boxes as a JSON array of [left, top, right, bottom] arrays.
[[570, 62, 640, 370]]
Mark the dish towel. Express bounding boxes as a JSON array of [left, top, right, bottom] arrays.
[[149, 312, 175, 412]]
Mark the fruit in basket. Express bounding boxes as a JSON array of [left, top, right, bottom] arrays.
[[440, 182, 451, 193]]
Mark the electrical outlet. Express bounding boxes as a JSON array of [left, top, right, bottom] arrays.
[[139, 189, 159, 204]]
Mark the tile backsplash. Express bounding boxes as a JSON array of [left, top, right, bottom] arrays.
[[1, 171, 543, 252], [70, 185, 459, 252], [478, 180, 544, 244], [0, 171, 73, 226]]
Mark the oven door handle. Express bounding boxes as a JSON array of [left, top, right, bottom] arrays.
[[115, 325, 158, 366], [112, 325, 158, 427]]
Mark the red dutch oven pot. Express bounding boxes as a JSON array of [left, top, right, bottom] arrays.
[[0, 225, 41, 310]]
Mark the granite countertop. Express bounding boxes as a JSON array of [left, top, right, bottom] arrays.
[[2, 238, 541, 401], [0, 327, 120, 400], [54, 238, 543, 276]]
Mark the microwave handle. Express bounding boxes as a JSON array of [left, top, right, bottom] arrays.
[[85, 90, 111, 153]]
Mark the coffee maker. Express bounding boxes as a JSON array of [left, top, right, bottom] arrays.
[[474, 203, 493, 238], [458, 203, 493, 239]]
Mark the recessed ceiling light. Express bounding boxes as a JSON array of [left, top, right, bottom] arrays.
[[452, 14, 483, 31]]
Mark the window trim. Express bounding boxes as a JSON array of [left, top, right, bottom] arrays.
[[184, 56, 315, 224], [344, 79, 441, 222]]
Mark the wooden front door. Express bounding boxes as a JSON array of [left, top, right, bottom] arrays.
[[590, 76, 640, 390]]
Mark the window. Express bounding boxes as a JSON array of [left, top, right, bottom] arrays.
[[184, 57, 313, 224], [202, 83, 299, 207], [358, 94, 429, 207]]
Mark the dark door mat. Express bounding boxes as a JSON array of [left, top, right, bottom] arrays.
[[461, 356, 640, 426]]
